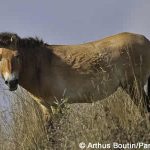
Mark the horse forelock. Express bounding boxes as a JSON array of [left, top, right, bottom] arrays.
[[0, 32, 45, 50], [0, 32, 20, 50]]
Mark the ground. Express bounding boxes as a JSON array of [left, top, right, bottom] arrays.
[[0, 88, 150, 150]]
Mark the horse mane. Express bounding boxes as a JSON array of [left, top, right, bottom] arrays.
[[0, 32, 45, 49]]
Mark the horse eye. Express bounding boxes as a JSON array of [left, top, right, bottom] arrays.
[[15, 54, 20, 59]]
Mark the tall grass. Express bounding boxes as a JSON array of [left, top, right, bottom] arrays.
[[0, 76, 150, 150], [0, 86, 52, 150]]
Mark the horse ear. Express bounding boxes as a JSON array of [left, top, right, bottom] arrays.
[[11, 36, 14, 42], [11, 35, 19, 47]]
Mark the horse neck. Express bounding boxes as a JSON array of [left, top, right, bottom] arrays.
[[19, 47, 43, 91]]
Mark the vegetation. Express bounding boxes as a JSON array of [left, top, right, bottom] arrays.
[[0, 87, 150, 150]]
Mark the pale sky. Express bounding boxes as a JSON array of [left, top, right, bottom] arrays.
[[0, 0, 149, 44], [0, 0, 150, 107]]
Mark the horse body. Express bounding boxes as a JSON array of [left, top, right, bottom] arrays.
[[0, 32, 150, 118], [19, 32, 150, 104]]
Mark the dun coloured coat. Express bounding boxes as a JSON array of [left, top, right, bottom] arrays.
[[0, 32, 150, 120]]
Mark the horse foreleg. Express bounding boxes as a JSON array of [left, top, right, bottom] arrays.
[[40, 104, 53, 122], [28, 93, 53, 122]]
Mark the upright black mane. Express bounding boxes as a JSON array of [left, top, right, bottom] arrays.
[[0, 32, 44, 49]]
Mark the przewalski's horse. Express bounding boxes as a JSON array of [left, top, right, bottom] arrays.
[[0, 32, 150, 120]]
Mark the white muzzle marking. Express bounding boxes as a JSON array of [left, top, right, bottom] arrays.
[[3, 72, 18, 81]]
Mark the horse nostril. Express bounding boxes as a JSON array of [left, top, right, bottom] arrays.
[[9, 79, 19, 86], [15, 79, 19, 84], [5, 81, 8, 85]]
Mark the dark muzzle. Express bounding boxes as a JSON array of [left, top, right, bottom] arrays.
[[5, 79, 19, 91]]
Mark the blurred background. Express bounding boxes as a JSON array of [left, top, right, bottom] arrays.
[[0, 0, 149, 44]]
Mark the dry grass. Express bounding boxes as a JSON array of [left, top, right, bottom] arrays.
[[0, 86, 150, 150]]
